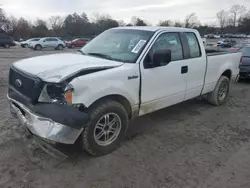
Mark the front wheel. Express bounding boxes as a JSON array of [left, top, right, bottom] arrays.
[[207, 76, 230, 106], [81, 100, 128, 156], [35, 44, 42, 50], [4, 44, 10, 48]]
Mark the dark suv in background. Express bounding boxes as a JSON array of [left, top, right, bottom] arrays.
[[0, 36, 16, 48]]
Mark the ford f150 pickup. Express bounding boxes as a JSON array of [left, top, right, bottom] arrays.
[[8, 27, 241, 156]]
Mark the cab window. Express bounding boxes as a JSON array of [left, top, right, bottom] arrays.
[[184, 32, 201, 58], [146, 32, 184, 63]]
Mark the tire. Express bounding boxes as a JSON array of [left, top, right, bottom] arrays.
[[24, 44, 28, 48], [207, 76, 230, 106], [71, 44, 75, 48], [81, 100, 129, 156], [4, 44, 10, 48], [35, 44, 42, 50], [57, 44, 63, 50]]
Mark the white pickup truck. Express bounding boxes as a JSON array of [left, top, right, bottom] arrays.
[[8, 27, 241, 156]]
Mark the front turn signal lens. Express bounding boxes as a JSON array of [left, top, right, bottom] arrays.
[[64, 90, 73, 104]]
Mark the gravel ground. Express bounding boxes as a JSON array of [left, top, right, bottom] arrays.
[[1, 47, 250, 188]]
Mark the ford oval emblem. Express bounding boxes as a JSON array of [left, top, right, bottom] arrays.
[[15, 79, 22, 88]]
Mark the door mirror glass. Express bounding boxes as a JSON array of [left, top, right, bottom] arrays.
[[144, 49, 171, 69], [153, 49, 171, 67]]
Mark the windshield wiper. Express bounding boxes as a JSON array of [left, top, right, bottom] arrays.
[[87, 52, 113, 60]]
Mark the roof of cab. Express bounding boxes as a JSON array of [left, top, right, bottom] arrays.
[[112, 26, 197, 32]]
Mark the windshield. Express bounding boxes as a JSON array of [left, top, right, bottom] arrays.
[[240, 47, 250, 57], [80, 29, 154, 63]]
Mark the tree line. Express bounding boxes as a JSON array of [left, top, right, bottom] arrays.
[[0, 4, 250, 40]]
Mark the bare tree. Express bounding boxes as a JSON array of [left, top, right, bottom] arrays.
[[174, 21, 182, 27], [216, 10, 229, 32], [184, 13, 200, 28], [158, 20, 172, 26], [230, 4, 246, 27], [48, 16, 64, 33], [118, 20, 126, 26], [2, 16, 17, 33], [0, 7, 6, 29]]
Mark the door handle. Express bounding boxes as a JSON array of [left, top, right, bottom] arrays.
[[181, 66, 188, 74]]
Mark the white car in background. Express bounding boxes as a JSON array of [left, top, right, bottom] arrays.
[[29, 37, 66, 50], [20, 38, 40, 48]]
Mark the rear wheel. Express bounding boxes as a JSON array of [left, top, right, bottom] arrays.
[[81, 100, 128, 156], [57, 44, 63, 50], [35, 44, 42, 50], [207, 76, 230, 106]]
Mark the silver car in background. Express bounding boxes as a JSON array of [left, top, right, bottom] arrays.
[[29, 37, 66, 50]]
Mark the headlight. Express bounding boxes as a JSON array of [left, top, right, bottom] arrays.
[[64, 84, 74, 104], [38, 84, 73, 104]]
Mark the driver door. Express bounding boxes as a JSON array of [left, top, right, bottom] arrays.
[[139, 32, 188, 115]]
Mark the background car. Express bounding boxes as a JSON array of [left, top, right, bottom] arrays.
[[217, 39, 236, 48], [20, 38, 40, 48], [239, 46, 250, 79], [66, 38, 89, 48], [228, 43, 250, 52], [0, 36, 16, 48], [29, 37, 66, 50]]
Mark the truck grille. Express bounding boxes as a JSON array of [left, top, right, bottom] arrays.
[[8, 66, 44, 103]]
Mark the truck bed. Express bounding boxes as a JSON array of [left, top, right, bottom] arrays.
[[205, 48, 235, 56], [201, 51, 241, 94]]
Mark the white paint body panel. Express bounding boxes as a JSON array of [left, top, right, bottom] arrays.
[[202, 53, 241, 94], [184, 30, 207, 101], [13, 53, 123, 82], [139, 59, 187, 115], [70, 63, 140, 109]]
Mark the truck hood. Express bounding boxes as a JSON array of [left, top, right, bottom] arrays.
[[13, 53, 123, 83]]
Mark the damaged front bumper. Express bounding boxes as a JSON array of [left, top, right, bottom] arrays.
[[8, 95, 88, 144]]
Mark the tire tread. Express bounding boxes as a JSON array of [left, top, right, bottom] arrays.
[[207, 76, 230, 106], [82, 100, 128, 156]]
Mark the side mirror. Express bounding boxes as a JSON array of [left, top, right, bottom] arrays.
[[152, 49, 171, 67]]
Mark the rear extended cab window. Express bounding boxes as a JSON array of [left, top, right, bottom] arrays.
[[183, 32, 202, 58]]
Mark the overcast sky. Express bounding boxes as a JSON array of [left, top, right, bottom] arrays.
[[1, 0, 250, 25]]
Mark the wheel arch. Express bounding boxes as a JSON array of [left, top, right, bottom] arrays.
[[88, 94, 133, 119], [221, 69, 232, 80]]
